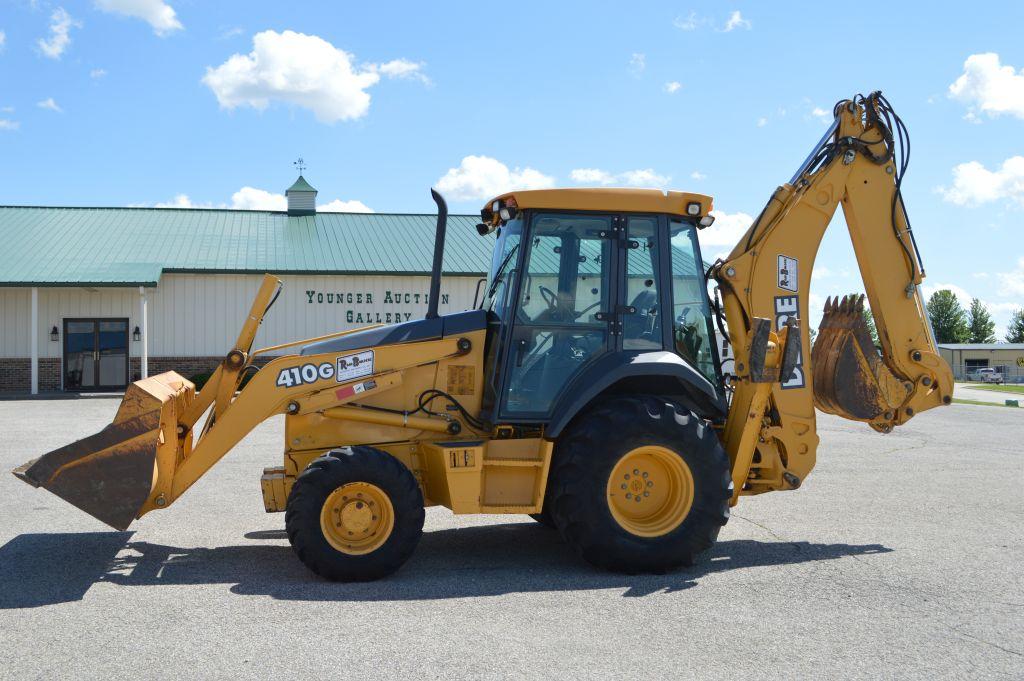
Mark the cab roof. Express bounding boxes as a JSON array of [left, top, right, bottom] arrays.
[[484, 188, 714, 218]]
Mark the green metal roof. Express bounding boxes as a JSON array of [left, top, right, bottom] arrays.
[[0, 206, 491, 286], [285, 176, 317, 194]]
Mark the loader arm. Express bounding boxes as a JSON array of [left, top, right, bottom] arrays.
[[713, 92, 953, 501]]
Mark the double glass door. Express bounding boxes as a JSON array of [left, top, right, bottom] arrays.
[[64, 319, 129, 390]]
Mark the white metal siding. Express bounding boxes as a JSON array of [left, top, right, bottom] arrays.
[[1, 273, 483, 358], [287, 192, 316, 213], [0, 288, 32, 357]]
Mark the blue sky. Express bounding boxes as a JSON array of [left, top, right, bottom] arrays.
[[1, 0, 1022, 334]]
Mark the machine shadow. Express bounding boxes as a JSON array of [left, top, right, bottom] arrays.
[[0, 531, 133, 608], [0, 523, 891, 607]]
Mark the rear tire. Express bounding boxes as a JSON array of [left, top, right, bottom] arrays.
[[285, 446, 424, 581], [548, 396, 732, 573], [528, 507, 556, 528]]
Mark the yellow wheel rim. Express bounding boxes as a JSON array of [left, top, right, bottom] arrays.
[[606, 445, 694, 537], [319, 482, 395, 555]]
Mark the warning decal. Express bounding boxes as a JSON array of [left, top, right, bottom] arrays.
[[777, 255, 798, 292], [337, 350, 374, 383]]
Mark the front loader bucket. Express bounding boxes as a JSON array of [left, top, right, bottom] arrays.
[[811, 295, 909, 422], [12, 373, 194, 531]]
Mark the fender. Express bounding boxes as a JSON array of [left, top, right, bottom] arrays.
[[546, 351, 726, 439]]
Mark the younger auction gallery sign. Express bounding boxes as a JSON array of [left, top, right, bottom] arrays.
[[304, 287, 451, 325]]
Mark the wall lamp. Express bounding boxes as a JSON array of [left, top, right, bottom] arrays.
[[133, 326, 142, 342], [50, 326, 59, 342]]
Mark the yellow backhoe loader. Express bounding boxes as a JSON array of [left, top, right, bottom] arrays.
[[14, 92, 952, 581]]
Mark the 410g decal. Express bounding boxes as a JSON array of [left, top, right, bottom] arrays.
[[275, 350, 375, 389], [276, 361, 336, 388]]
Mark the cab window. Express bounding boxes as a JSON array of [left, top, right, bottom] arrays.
[[669, 219, 717, 382]]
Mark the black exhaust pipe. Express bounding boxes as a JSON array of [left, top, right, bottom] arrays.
[[426, 188, 448, 320]]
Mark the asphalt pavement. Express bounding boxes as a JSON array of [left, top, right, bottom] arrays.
[[0, 397, 1021, 680]]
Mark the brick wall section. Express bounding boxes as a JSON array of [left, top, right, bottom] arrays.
[[0, 359, 30, 392], [148, 355, 275, 381], [39, 358, 61, 391], [0, 355, 278, 393]]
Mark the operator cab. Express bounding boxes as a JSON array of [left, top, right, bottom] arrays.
[[477, 188, 722, 424]]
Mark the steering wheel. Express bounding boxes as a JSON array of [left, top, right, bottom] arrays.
[[575, 300, 601, 320], [538, 285, 558, 311]]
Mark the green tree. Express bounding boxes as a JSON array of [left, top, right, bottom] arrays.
[[862, 306, 879, 346], [1007, 309, 1024, 343], [926, 290, 969, 343], [966, 298, 996, 343]]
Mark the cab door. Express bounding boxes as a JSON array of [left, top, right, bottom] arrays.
[[500, 212, 617, 418]]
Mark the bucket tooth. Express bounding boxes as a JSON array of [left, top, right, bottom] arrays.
[[812, 294, 908, 422], [11, 372, 194, 530]]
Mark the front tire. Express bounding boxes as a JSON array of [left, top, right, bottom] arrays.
[[548, 396, 732, 573], [285, 446, 425, 581]]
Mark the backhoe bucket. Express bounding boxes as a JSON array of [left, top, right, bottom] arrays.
[[12, 373, 194, 530], [811, 295, 909, 422]]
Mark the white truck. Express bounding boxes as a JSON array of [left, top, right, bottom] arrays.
[[969, 367, 1004, 384]]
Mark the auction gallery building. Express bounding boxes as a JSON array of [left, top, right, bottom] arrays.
[[0, 176, 488, 394]]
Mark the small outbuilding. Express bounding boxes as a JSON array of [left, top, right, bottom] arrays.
[[938, 343, 1024, 383]]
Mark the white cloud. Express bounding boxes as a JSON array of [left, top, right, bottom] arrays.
[[36, 97, 62, 112], [570, 168, 616, 185], [203, 30, 388, 123], [620, 168, 670, 188], [629, 52, 645, 74], [699, 210, 753, 247], [320, 198, 373, 213], [230, 186, 286, 211], [377, 58, 430, 85], [95, 0, 182, 36], [663, 81, 681, 94], [996, 257, 1024, 297], [756, 116, 767, 127], [150, 187, 373, 212], [436, 155, 555, 202], [90, 68, 107, 78], [948, 53, 1024, 121], [154, 193, 204, 208], [938, 156, 1024, 206], [38, 8, 80, 59], [569, 167, 671, 188], [811, 107, 831, 124], [673, 12, 700, 30], [722, 10, 751, 32], [0, 29, 6, 51], [0, 119, 19, 131], [219, 26, 244, 40], [690, 171, 706, 181]]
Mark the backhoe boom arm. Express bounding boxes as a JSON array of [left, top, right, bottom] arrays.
[[713, 92, 953, 501]]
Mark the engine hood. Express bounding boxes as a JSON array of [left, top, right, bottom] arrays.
[[300, 309, 487, 356]]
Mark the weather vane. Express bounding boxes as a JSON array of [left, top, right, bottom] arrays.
[[293, 157, 306, 175]]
